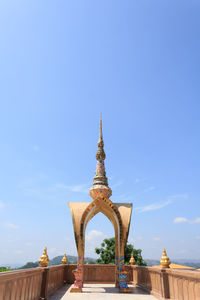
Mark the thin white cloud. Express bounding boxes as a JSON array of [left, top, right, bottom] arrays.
[[5, 223, 19, 230], [85, 230, 105, 257], [173, 217, 200, 224], [174, 217, 188, 224], [135, 178, 140, 184], [135, 193, 189, 214], [153, 237, 160, 241], [135, 200, 171, 213], [56, 183, 89, 194], [86, 230, 103, 242], [15, 250, 23, 254], [195, 236, 200, 240], [192, 218, 200, 224], [168, 194, 188, 200]]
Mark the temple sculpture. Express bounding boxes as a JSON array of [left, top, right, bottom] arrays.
[[69, 114, 132, 292]]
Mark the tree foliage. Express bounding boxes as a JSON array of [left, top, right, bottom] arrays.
[[95, 237, 147, 266], [0, 267, 11, 272], [20, 262, 39, 269]]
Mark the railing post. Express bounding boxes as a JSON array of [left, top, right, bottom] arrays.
[[161, 269, 170, 299], [63, 265, 68, 284], [40, 267, 49, 300], [133, 265, 138, 285]]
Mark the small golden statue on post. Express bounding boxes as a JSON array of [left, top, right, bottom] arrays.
[[160, 248, 170, 268], [39, 247, 49, 267], [62, 253, 68, 264], [129, 253, 135, 265]]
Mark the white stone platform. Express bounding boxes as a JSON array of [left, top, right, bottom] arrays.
[[49, 283, 158, 300]]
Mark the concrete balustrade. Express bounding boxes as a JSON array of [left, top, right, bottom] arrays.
[[131, 265, 200, 299], [0, 264, 199, 299], [0, 268, 43, 300]]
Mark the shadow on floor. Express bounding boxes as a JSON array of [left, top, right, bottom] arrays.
[[49, 285, 71, 299], [49, 284, 155, 300], [82, 285, 149, 295]]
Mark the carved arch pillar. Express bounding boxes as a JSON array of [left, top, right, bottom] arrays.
[[69, 201, 132, 292]]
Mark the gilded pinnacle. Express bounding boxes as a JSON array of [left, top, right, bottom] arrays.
[[96, 113, 106, 161], [129, 253, 135, 265], [89, 115, 112, 199], [160, 248, 171, 268], [62, 253, 68, 264], [98, 112, 103, 142], [39, 247, 49, 267]]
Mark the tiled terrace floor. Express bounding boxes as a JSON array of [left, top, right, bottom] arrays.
[[49, 283, 158, 300]]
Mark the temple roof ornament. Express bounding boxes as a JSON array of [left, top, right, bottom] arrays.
[[89, 113, 112, 200], [39, 247, 49, 267], [62, 253, 68, 264], [160, 248, 171, 268], [129, 253, 136, 265]]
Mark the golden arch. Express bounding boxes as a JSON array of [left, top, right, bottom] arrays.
[[69, 200, 132, 288]]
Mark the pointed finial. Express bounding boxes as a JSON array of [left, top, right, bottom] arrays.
[[96, 113, 105, 161], [129, 253, 136, 265], [39, 247, 49, 267], [99, 112, 103, 142], [89, 115, 112, 199], [160, 248, 171, 268], [62, 253, 68, 264]]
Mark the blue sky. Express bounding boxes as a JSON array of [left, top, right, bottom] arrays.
[[0, 0, 200, 265]]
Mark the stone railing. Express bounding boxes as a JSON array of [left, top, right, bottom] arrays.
[[84, 264, 115, 282], [0, 264, 199, 299], [131, 265, 200, 300], [47, 265, 66, 296], [0, 265, 69, 300], [0, 268, 43, 300]]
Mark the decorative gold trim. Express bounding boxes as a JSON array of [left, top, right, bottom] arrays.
[[129, 253, 135, 265], [39, 247, 49, 267], [62, 253, 68, 264], [160, 248, 171, 268]]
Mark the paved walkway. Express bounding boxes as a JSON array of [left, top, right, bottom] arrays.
[[49, 284, 157, 300]]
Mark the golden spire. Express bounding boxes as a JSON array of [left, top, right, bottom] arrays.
[[99, 112, 103, 142], [160, 248, 171, 268], [39, 247, 49, 267], [129, 253, 135, 265], [89, 114, 112, 200], [96, 112, 106, 161], [62, 253, 68, 264]]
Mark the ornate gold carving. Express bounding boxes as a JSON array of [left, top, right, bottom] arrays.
[[129, 253, 135, 265], [96, 113, 106, 161], [160, 248, 171, 268], [91, 113, 111, 192], [39, 247, 49, 267], [62, 253, 68, 264]]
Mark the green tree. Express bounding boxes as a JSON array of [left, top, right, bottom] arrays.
[[20, 262, 39, 269], [0, 267, 11, 272], [95, 237, 146, 266]]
